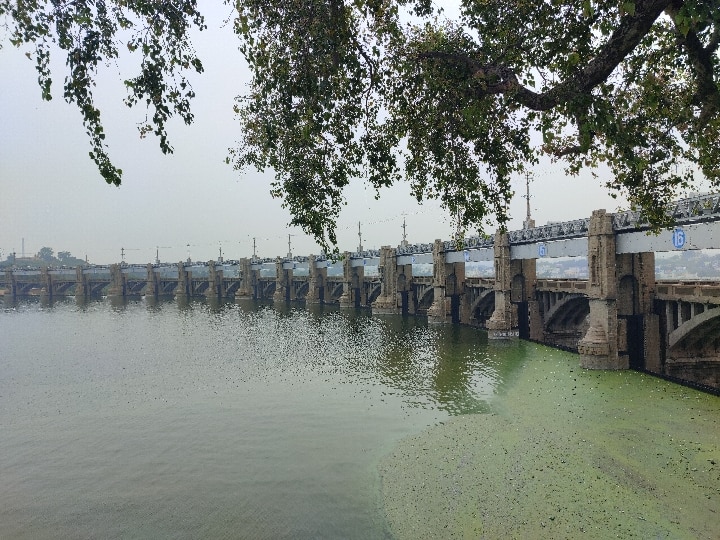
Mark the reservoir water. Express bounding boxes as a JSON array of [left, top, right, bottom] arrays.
[[1, 297, 718, 539]]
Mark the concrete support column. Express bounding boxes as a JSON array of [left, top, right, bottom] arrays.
[[427, 240, 450, 323], [235, 257, 252, 299], [306, 255, 321, 304], [288, 268, 297, 301], [665, 302, 674, 334], [206, 260, 223, 300], [339, 252, 353, 307], [353, 264, 365, 306], [75, 266, 87, 298], [486, 232, 518, 338], [397, 263, 413, 314], [175, 262, 189, 299], [679, 302, 688, 324], [578, 210, 622, 369], [459, 274, 473, 325], [308, 258, 328, 305], [373, 246, 399, 314], [273, 258, 289, 304], [145, 264, 158, 298], [40, 267, 52, 300], [108, 264, 125, 299], [236, 258, 252, 299], [5, 271, 17, 300], [645, 311, 662, 372]]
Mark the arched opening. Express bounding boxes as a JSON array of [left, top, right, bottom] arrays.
[[295, 281, 309, 299], [471, 290, 495, 327], [544, 295, 590, 349], [367, 283, 382, 305], [417, 286, 434, 313]]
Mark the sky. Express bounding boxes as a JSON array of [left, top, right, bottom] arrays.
[[0, 4, 635, 265]]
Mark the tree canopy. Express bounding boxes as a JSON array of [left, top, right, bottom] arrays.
[[2, 0, 719, 251], [37, 246, 54, 263]]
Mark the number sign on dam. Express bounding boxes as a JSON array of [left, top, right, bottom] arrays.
[[3, 193, 720, 391]]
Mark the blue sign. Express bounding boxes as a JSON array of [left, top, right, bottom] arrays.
[[411, 256, 416, 264], [464, 250, 470, 262], [538, 243, 547, 257], [672, 227, 686, 249]]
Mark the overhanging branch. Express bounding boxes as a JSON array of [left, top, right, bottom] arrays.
[[420, 0, 673, 111], [666, 0, 720, 124]]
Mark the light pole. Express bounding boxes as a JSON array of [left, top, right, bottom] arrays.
[[156, 246, 171, 264], [523, 172, 534, 229]]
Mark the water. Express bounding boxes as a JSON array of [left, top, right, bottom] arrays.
[[3, 298, 718, 539], [0, 298, 514, 539]]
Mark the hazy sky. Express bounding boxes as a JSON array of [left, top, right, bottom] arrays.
[[0, 5, 634, 264]]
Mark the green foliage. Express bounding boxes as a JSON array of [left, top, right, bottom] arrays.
[[0, 247, 85, 268], [230, 0, 720, 250], [3, 0, 720, 251], [37, 246, 54, 262], [56, 251, 85, 265], [1, 1, 206, 186]]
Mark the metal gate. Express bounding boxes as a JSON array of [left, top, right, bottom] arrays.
[[450, 295, 460, 324], [516, 301, 529, 339], [623, 314, 645, 369]]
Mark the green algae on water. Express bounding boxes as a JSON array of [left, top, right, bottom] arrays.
[[380, 342, 720, 539]]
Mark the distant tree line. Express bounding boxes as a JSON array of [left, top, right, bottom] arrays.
[[0, 247, 86, 268]]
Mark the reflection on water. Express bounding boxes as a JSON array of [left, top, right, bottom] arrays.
[[0, 297, 519, 539]]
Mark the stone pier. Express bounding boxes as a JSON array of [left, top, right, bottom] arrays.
[[75, 266, 88, 298], [373, 246, 400, 314], [206, 260, 223, 300], [273, 258, 289, 303], [486, 232, 518, 339], [578, 210, 661, 370], [306, 255, 326, 304], [427, 239, 466, 323], [145, 264, 158, 299], [107, 264, 125, 299], [175, 262, 189, 300]]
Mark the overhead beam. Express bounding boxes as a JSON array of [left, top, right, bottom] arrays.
[[616, 221, 720, 253]]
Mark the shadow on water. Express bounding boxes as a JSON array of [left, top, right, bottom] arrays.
[[370, 314, 525, 415]]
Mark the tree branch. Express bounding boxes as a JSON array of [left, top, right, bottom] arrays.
[[420, 0, 673, 111], [666, 0, 720, 124]]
